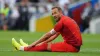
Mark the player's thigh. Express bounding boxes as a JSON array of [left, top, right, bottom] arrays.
[[50, 42, 78, 52]]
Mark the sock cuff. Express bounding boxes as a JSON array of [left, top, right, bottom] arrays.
[[20, 46, 24, 51]]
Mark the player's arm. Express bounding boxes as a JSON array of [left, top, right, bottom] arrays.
[[43, 20, 63, 43], [27, 29, 57, 48], [36, 29, 60, 46], [43, 32, 60, 43], [28, 32, 52, 47]]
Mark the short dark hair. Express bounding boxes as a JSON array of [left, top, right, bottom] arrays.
[[52, 6, 62, 11]]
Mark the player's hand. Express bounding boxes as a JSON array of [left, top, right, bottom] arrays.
[[27, 45, 33, 48], [27, 43, 36, 48], [36, 42, 44, 46]]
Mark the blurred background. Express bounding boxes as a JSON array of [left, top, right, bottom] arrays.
[[0, 0, 100, 56], [0, 0, 100, 34]]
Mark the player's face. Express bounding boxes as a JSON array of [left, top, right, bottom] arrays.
[[52, 8, 61, 22]]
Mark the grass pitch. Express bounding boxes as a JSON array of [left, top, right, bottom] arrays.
[[0, 31, 100, 56]]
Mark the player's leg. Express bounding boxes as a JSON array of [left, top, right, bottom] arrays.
[[24, 43, 48, 51], [12, 38, 48, 51], [49, 42, 80, 52]]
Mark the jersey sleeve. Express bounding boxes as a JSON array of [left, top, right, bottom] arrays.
[[54, 20, 63, 32]]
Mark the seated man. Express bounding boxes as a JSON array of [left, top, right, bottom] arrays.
[[12, 6, 82, 52]]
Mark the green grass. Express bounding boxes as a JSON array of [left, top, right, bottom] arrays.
[[0, 31, 100, 56]]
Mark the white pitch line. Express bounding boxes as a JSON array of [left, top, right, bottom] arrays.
[[80, 48, 100, 52], [0, 50, 13, 52], [0, 48, 13, 52]]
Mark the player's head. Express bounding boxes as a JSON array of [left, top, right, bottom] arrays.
[[52, 7, 63, 22]]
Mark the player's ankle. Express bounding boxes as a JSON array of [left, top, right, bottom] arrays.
[[19, 46, 25, 51]]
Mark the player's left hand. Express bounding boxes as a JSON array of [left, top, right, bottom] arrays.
[[36, 42, 44, 46], [27, 43, 36, 48], [27, 45, 34, 48]]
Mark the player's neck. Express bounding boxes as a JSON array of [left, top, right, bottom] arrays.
[[60, 14, 63, 18]]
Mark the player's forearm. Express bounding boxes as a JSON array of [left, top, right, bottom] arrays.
[[43, 33, 60, 43], [43, 36, 56, 43], [30, 32, 52, 46]]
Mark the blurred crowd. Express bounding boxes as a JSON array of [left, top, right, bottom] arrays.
[[0, 0, 100, 33], [81, 1, 100, 33]]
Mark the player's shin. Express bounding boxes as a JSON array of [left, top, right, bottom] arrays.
[[24, 43, 48, 51]]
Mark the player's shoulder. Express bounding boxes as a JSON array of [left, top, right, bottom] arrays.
[[62, 16, 71, 20], [61, 16, 70, 21]]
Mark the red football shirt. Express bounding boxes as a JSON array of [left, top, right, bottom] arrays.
[[54, 15, 82, 47]]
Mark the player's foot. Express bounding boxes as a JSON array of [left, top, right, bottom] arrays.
[[12, 38, 21, 50], [19, 39, 28, 46]]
